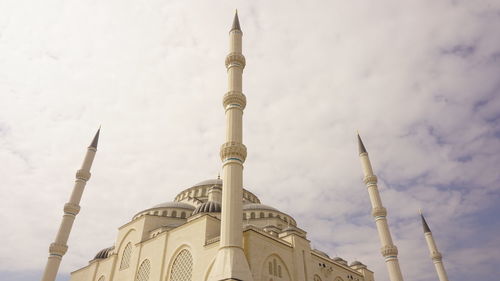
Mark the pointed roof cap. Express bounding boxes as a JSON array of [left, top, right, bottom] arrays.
[[357, 133, 367, 154], [230, 10, 241, 32], [420, 213, 431, 233], [89, 127, 100, 148]]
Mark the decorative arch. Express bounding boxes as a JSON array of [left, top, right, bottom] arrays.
[[314, 274, 322, 281], [119, 242, 133, 270], [135, 259, 151, 281], [168, 249, 193, 281], [117, 228, 137, 253], [261, 254, 291, 281]]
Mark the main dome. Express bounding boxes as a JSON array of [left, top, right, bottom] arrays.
[[173, 178, 261, 205]]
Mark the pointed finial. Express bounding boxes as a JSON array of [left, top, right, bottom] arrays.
[[357, 132, 367, 155], [420, 210, 431, 233], [231, 9, 241, 32], [89, 127, 100, 148]]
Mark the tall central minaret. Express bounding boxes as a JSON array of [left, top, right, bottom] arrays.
[[420, 211, 450, 281], [208, 11, 254, 281], [357, 134, 404, 281]]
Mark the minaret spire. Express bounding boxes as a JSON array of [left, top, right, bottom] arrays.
[[231, 10, 241, 32], [208, 12, 254, 281], [90, 127, 100, 148], [420, 210, 450, 281], [420, 210, 431, 233], [357, 133, 367, 154], [41, 129, 100, 281], [357, 133, 405, 281]]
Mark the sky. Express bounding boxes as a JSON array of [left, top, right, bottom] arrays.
[[0, 0, 499, 281]]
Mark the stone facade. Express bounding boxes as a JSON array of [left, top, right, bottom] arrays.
[[70, 179, 374, 281]]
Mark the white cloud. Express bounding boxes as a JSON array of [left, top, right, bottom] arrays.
[[0, 1, 499, 281]]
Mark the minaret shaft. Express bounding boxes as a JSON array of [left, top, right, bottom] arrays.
[[422, 216, 450, 281], [41, 132, 98, 281], [208, 12, 253, 281], [358, 136, 404, 281]]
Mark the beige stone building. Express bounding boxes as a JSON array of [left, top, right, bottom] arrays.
[[64, 13, 375, 281], [39, 11, 400, 281], [70, 177, 374, 281]]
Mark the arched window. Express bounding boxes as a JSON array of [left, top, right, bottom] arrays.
[[171, 211, 177, 217], [169, 249, 193, 281], [162, 211, 168, 216], [263, 255, 290, 280], [269, 213, 273, 218], [243, 213, 247, 220], [154, 211, 158, 216], [180, 212, 186, 218], [119, 242, 132, 270], [97, 276, 105, 281], [135, 259, 151, 281], [260, 212, 265, 218], [250, 212, 256, 219]]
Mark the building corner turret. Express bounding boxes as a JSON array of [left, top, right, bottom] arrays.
[[357, 134, 404, 281], [207, 11, 254, 281], [420, 210, 450, 281], [41, 128, 100, 281]]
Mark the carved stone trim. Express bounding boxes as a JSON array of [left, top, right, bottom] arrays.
[[64, 203, 81, 215], [431, 251, 442, 261], [76, 169, 91, 181], [220, 142, 247, 162], [380, 245, 398, 257], [49, 243, 68, 256], [223, 91, 246, 109], [225, 52, 246, 69], [363, 175, 378, 185], [371, 207, 387, 217]]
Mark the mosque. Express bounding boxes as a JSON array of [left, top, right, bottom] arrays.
[[40, 12, 450, 281]]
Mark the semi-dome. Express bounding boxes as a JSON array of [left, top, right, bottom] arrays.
[[192, 201, 222, 215], [243, 203, 278, 211], [93, 246, 114, 260], [152, 201, 196, 210]]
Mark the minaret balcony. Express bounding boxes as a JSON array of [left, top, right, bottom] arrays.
[[225, 52, 246, 69]]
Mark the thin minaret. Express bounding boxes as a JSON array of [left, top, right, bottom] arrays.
[[420, 210, 450, 281], [41, 129, 100, 281], [357, 134, 404, 281], [208, 11, 254, 281]]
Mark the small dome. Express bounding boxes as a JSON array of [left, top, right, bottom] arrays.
[[313, 249, 330, 258], [192, 201, 221, 215], [193, 178, 222, 187], [152, 201, 196, 210], [350, 260, 365, 266], [93, 246, 114, 260], [243, 203, 278, 211]]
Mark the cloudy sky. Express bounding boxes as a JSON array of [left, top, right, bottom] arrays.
[[1, 0, 499, 281]]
